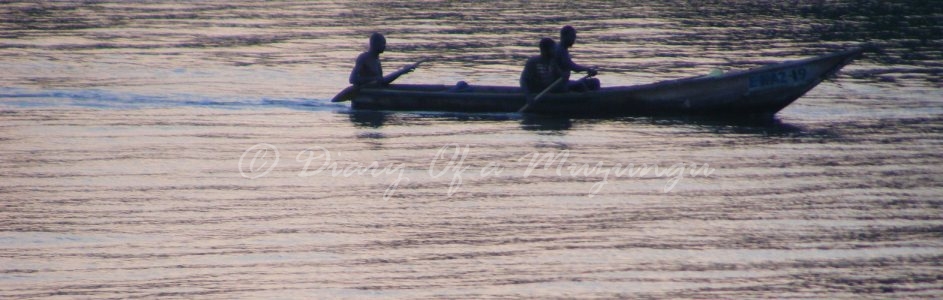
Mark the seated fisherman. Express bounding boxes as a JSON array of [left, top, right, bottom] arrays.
[[520, 38, 563, 101], [555, 25, 600, 92], [349, 33, 416, 87]]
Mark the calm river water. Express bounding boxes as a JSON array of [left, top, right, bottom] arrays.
[[1, 1, 941, 298]]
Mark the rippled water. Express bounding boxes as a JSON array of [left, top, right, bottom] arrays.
[[1, 1, 942, 298]]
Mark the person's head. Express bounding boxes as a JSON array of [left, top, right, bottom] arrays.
[[560, 25, 576, 48], [369, 32, 386, 54], [539, 37, 555, 60]]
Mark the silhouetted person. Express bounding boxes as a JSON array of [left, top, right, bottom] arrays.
[[555, 25, 600, 92], [349, 33, 415, 87], [520, 38, 563, 101]]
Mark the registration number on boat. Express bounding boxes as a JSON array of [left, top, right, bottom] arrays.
[[749, 67, 808, 91]]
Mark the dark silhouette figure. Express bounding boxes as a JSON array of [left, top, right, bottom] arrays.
[[349, 33, 386, 86], [555, 25, 600, 92], [520, 38, 563, 98], [349, 33, 416, 87]]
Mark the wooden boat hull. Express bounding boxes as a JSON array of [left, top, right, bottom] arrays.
[[348, 48, 863, 116]]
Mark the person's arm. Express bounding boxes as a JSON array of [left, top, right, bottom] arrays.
[[520, 59, 536, 100], [348, 58, 361, 85], [349, 53, 368, 85], [521, 59, 537, 106], [381, 61, 420, 85], [567, 57, 596, 75], [558, 48, 597, 75], [567, 57, 588, 73]]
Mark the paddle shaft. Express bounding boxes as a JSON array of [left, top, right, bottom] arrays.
[[533, 77, 565, 102], [382, 60, 425, 85], [518, 74, 592, 113], [331, 60, 425, 102]]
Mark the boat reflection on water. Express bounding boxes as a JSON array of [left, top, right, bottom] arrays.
[[520, 114, 573, 131], [347, 110, 388, 129], [346, 110, 572, 132], [647, 115, 812, 137], [343, 110, 820, 137]]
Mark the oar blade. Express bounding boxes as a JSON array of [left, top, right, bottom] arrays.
[[330, 86, 356, 102], [334, 59, 427, 103]]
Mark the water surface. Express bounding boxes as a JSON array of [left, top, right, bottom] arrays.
[[1, 1, 941, 298]]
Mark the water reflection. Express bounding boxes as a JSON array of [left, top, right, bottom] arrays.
[[341, 109, 827, 137], [345, 110, 572, 131], [520, 114, 573, 131], [648, 115, 813, 136], [348, 110, 388, 128]]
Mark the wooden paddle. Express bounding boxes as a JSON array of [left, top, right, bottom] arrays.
[[518, 74, 593, 113], [331, 60, 425, 102]]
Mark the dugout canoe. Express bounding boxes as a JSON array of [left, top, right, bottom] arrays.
[[335, 48, 863, 116]]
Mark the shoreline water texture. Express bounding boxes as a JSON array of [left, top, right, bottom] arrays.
[[2, 0, 942, 298]]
